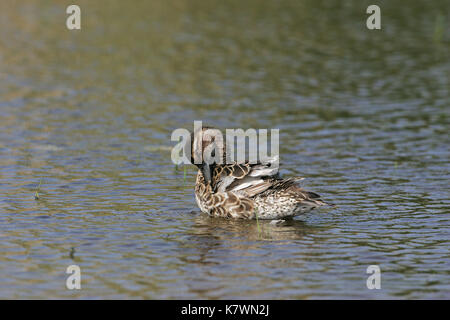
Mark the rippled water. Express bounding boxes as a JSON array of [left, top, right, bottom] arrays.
[[0, 0, 449, 299]]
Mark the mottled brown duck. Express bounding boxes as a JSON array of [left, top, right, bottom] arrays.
[[191, 128, 333, 219]]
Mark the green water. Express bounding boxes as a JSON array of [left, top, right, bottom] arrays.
[[0, 0, 449, 299]]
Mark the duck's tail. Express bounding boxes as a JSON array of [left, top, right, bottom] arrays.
[[284, 177, 336, 208]]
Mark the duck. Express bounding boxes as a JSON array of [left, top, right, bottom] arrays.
[[190, 127, 333, 220]]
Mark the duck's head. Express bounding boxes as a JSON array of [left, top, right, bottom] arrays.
[[190, 126, 226, 184]]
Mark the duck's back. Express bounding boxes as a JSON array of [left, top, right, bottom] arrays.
[[195, 157, 330, 219]]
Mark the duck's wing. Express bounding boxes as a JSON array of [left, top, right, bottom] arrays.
[[212, 156, 284, 197], [264, 177, 334, 207], [213, 160, 332, 207]]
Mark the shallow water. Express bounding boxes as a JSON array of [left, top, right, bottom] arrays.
[[0, 0, 449, 299]]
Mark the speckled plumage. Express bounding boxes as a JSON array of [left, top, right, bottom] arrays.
[[190, 127, 332, 220], [194, 160, 332, 220]]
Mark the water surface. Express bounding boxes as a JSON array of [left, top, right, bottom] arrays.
[[0, 0, 449, 299]]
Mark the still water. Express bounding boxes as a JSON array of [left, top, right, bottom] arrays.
[[0, 0, 449, 299]]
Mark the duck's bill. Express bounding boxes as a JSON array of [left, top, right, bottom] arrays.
[[202, 163, 212, 184]]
